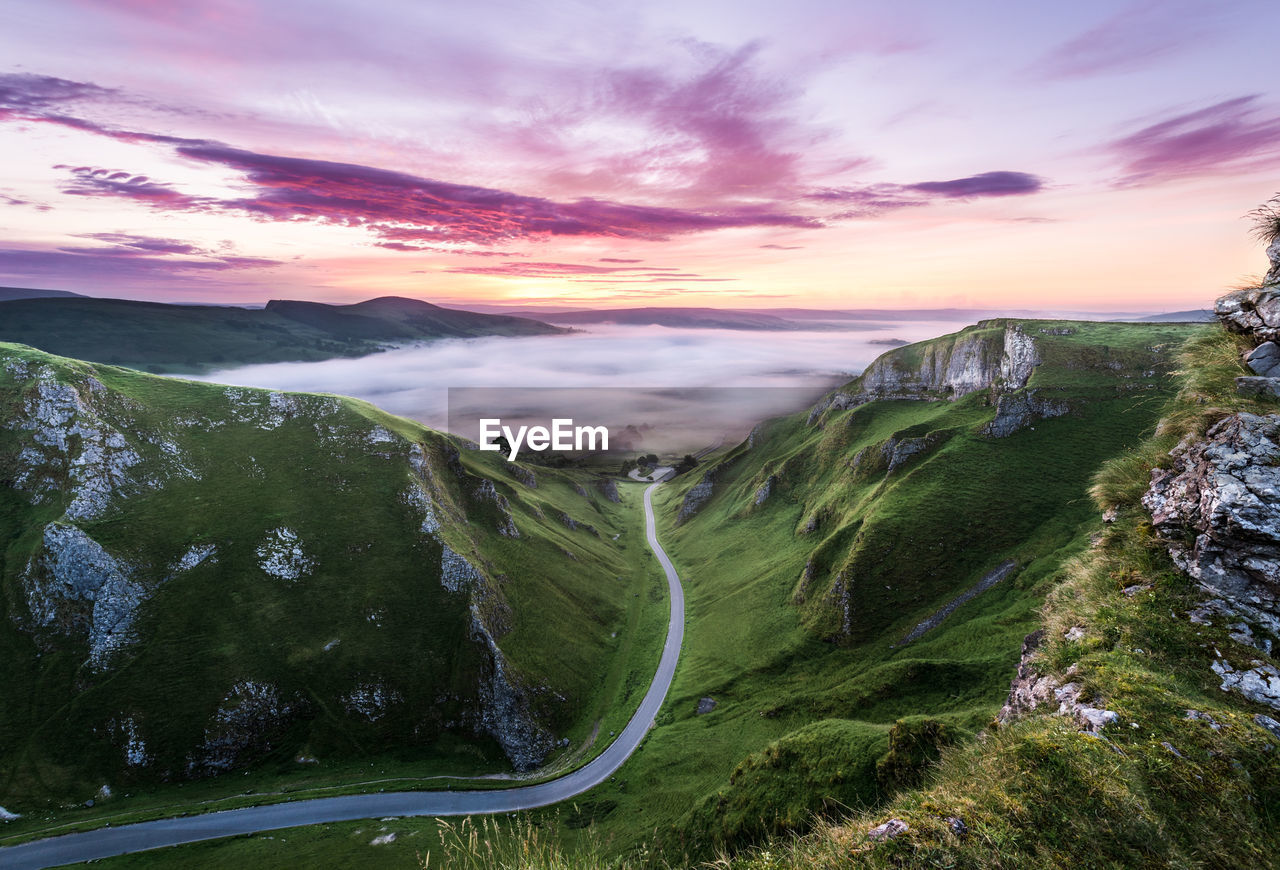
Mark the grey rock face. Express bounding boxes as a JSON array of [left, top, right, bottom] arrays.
[[440, 543, 484, 593], [808, 325, 1041, 424], [1236, 376, 1280, 399], [677, 469, 716, 524], [1142, 413, 1280, 622], [1247, 342, 1280, 377], [695, 696, 717, 714], [1267, 236, 1280, 286], [1216, 287, 1280, 342], [1212, 660, 1280, 710], [998, 630, 1054, 723], [981, 389, 1070, 438], [402, 482, 441, 534], [342, 681, 403, 722], [255, 527, 314, 581], [598, 478, 621, 502], [754, 474, 776, 505], [468, 608, 554, 771], [474, 479, 520, 538], [8, 367, 144, 520], [880, 433, 943, 472], [996, 630, 1116, 732], [25, 523, 147, 668], [189, 680, 300, 774]]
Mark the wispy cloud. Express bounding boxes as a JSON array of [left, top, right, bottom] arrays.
[[0, 244, 280, 283], [1107, 96, 1280, 186], [1031, 1, 1220, 80], [807, 171, 1044, 218]]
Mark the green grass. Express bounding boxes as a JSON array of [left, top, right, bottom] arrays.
[[714, 323, 1280, 868], [0, 318, 1231, 869], [0, 342, 662, 844]]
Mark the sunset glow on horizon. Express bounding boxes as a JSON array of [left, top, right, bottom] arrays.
[[2, 0, 1279, 312]]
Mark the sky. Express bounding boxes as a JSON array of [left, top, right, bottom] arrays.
[[2, 0, 1279, 311]]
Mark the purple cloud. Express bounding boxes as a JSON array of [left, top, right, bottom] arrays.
[[0, 245, 280, 283], [51, 143, 820, 245], [806, 170, 1044, 219], [906, 171, 1044, 198], [59, 166, 205, 206], [0, 73, 116, 117], [1108, 96, 1280, 186]]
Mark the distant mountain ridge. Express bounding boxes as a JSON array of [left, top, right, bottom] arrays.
[[0, 294, 565, 374], [0, 286, 86, 301]]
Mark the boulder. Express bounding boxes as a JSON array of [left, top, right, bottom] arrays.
[[1246, 341, 1280, 377], [1216, 287, 1280, 343], [1236, 376, 1280, 399]]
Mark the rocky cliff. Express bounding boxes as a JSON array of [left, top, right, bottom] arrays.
[[809, 322, 1042, 420]]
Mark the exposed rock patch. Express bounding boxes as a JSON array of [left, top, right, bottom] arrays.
[[981, 389, 1070, 438], [342, 682, 404, 722], [474, 479, 520, 538], [868, 819, 909, 841], [597, 478, 621, 502], [256, 527, 315, 581], [1142, 413, 1280, 623], [440, 543, 483, 593], [997, 630, 1117, 733], [677, 469, 717, 524], [24, 523, 147, 668], [1212, 660, 1280, 710], [188, 680, 300, 774], [754, 474, 776, 505], [1236, 377, 1280, 399], [468, 608, 554, 771], [1216, 286, 1280, 343]]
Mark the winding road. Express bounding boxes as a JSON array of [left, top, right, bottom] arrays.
[[0, 480, 684, 870]]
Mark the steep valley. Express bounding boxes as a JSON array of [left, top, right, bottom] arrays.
[[0, 342, 664, 827], [5, 312, 1274, 870]]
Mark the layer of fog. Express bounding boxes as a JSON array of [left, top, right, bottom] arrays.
[[190, 320, 976, 453]]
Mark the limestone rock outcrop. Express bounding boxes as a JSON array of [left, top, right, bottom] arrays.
[[1142, 413, 1280, 624], [1216, 287, 1280, 343]]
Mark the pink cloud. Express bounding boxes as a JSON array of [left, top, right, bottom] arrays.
[[1108, 96, 1280, 186]]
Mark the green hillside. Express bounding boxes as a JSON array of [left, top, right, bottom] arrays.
[[720, 324, 1280, 869], [582, 319, 1206, 859], [0, 341, 661, 825], [0, 295, 564, 374]]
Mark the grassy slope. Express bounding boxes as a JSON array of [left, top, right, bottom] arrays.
[[2, 320, 1218, 869], [0, 296, 562, 374], [722, 325, 1280, 869], [0, 342, 663, 844]]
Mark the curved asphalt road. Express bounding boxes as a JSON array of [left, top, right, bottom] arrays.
[[0, 480, 684, 870]]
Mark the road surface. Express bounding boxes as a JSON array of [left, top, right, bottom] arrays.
[[0, 480, 684, 870]]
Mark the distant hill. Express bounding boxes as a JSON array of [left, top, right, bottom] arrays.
[[0, 295, 565, 373], [1122, 309, 1216, 323], [0, 286, 85, 301]]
